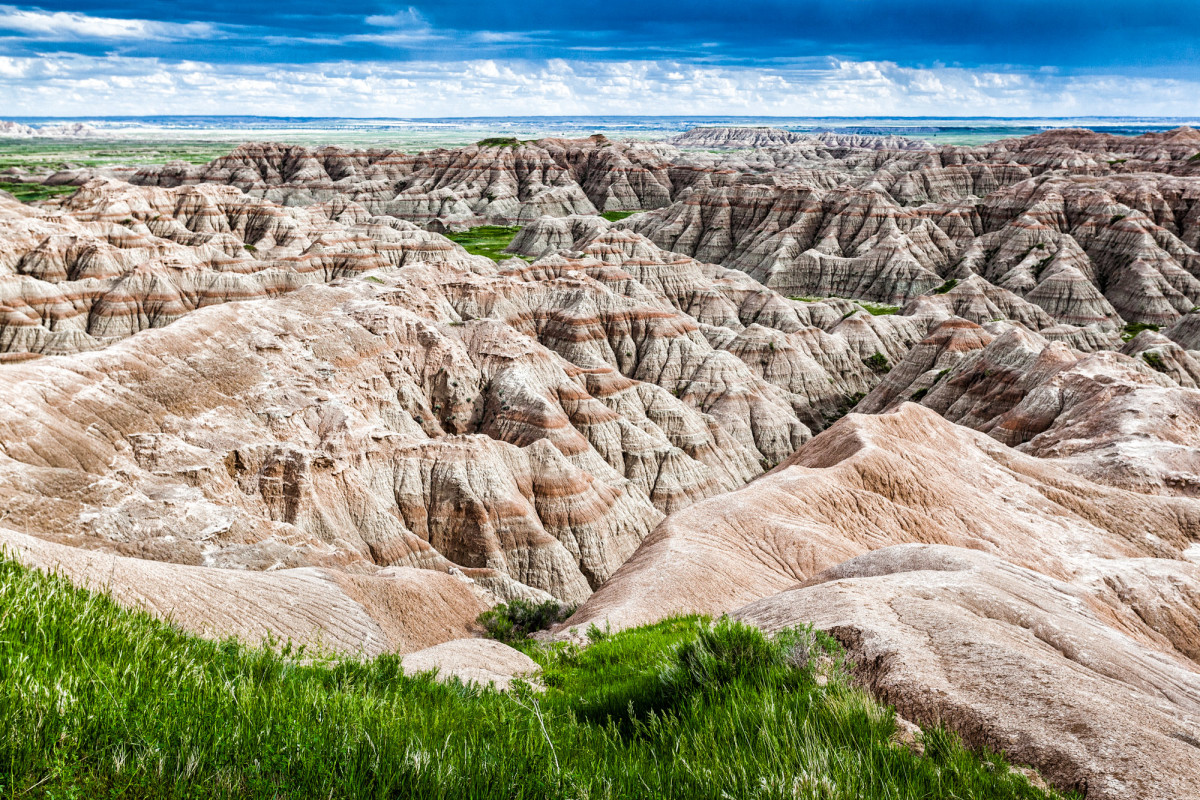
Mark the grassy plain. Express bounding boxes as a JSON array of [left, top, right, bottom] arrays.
[[0, 556, 1072, 800]]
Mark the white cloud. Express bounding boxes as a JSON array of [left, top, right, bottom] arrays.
[[0, 54, 1198, 117], [0, 5, 217, 41], [364, 7, 428, 28]]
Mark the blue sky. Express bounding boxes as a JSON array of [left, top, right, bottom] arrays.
[[1, 1, 1198, 115]]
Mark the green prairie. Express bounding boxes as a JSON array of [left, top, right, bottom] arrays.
[[0, 557, 1070, 799]]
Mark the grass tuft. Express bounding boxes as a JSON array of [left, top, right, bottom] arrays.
[[478, 599, 575, 645], [1121, 321, 1160, 341]]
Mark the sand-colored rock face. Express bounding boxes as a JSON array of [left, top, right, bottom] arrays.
[[400, 638, 538, 689], [861, 321, 1200, 495], [2, 528, 486, 656], [566, 403, 1200, 631], [564, 405, 1200, 797], [735, 545, 1200, 800], [1, 197, 909, 604], [6, 128, 1200, 792]]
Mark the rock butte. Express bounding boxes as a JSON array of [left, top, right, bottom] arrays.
[[3, 126, 1200, 798]]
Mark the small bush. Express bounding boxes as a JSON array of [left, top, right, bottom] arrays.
[[243, 243, 257, 252], [932, 278, 959, 295], [1142, 351, 1168, 372], [864, 352, 891, 373], [478, 599, 575, 644]]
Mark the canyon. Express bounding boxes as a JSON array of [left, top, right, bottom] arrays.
[[2, 125, 1199, 798]]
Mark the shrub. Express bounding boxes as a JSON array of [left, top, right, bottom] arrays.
[[864, 352, 891, 373], [1142, 351, 1168, 372], [478, 599, 576, 644], [932, 278, 958, 294]]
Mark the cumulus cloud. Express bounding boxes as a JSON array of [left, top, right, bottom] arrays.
[[0, 54, 1198, 116], [0, 5, 217, 41]]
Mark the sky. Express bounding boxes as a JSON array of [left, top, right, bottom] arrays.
[[0, 0, 1198, 116]]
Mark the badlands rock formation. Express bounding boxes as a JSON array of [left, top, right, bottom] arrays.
[[737, 545, 1200, 800], [671, 126, 934, 151], [0, 120, 97, 138], [5, 127, 1200, 789], [566, 404, 1200, 798]]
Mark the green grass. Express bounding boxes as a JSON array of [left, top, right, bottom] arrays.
[[0, 557, 1072, 799], [474, 137, 537, 149], [445, 225, 525, 262], [855, 301, 901, 316], [600, 210, 641, 222], [0, 140, 236, 173], [0, 181, 77, 203], [1121, 321, 1160, 341], [931, 279, 959, 295]]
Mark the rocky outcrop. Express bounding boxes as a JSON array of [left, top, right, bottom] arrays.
[[2, 527, 486, 656], [860, 323, 1200, 495], [400, 638, 538, 689], [0, 179, 484, 355], [670, 127, 933, 152], [566, 403, 1200, 631], [736, 545, 1200, 800]]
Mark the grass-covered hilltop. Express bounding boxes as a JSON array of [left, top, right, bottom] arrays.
[[0, 558, 1069, 800]]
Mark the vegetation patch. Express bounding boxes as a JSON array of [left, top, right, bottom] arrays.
[[1109, 214, 1126, 224], [478, 599, 576, 645], [0, 181, 77, 203], [1142, 351, 1168, 373], [445, 225, 525, 262], [864, 352, 891, 373], [0, 557, 1072, 799], [476, 137, 521, 148], [932, 278, 959, 295], [821, 391, 867, 428], [1189, 152, 1200, 162], [856, 301, 901, 316], [600, 210, 641, 222], [1121, 321, 1160, 341]]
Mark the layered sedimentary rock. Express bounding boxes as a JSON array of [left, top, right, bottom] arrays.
[[736, 545, 1200, 800], [566, 403, 1200, 631], [859, 322, 1200, 495], [0, 179, 481, 355], [670, 126, 934, 152], [563, 404, 1200, 796], [2, 527, 487, 656]]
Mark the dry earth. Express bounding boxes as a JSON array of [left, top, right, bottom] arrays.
[[2, 126, 1199, 793]]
